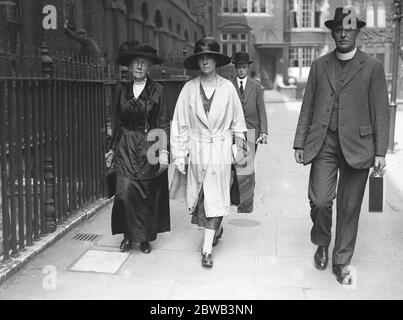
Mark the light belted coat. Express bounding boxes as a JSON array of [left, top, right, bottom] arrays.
[[170, 75, 247, 218]]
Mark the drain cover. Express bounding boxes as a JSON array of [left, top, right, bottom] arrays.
[[227, 219, 261, 228], [73, 233, 100, 242]]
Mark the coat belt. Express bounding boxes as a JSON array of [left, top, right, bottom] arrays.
[[189, 130, 231, 143]]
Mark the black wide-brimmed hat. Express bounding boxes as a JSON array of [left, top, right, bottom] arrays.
[[117, 41, 163, 66], [232, 51, 253, 65], [183, 38, 231, 70], [325, 6, 366, 30]]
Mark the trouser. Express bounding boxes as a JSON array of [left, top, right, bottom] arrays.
[[308, 130, 369, 266]]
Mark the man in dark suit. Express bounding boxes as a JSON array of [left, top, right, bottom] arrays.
[[232, 52, 268, 213], [293, 6, 390, 285]]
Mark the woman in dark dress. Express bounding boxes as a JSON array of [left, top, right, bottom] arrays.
[[109, 41, 170, 253]]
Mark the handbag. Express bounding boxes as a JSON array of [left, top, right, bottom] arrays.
[[104, 151, 116, 198], [368, 166, 384, 212]]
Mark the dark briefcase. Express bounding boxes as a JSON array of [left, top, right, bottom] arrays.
[[368, 168, 384, 213]]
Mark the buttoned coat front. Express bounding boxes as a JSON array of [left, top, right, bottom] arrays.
[[232, 76, 268, 140], [170, 75, 247, 218], [293, 49, 390, 169]]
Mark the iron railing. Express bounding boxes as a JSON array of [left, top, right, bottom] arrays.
[[0, 43, 190, 260], [0, 43, 115, 260]]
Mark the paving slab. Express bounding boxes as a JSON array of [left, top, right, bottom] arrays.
[[119, 249, 256, 285], [69, 250, 130, 274]]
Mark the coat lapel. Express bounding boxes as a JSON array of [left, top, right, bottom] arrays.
[[339, 49, 366, 91], [189, 78, 210, 129], [232, 77, 241, 96], [243, 78, 253, 104], [207, 75, 227, 129], [325, 51, 337, 93]]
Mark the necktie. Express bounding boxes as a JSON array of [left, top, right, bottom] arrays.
[[240, 80, 244, 95]]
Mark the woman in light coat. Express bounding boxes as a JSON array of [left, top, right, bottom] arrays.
[[170, 38, 247, 268]]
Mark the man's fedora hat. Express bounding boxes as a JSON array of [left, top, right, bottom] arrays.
[[325, 6, 366, 29], [231, 51, 253, 65], [117, 41, 163, 66], [183, 38, 231, 70]]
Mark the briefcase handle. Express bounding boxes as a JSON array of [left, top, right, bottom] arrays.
[[371, 164, 382, 178]]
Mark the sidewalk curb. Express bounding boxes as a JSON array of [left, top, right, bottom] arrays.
[[0, 197, 114, 286]]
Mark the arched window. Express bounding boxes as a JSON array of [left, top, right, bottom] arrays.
[[154, 10, 164, 57], [168, 18, 173, 33], [176, 23, 181, 37], [154, 10, 163, 28], [125, 0, 134, 40], [141, 2, 149, 43], [141, 2, 149, 21], [184, 30, 189, 42]]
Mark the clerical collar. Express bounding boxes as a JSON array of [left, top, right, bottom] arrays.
[[336, 47, 357, 61]]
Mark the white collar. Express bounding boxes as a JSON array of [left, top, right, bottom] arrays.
[[133, 78, 147, 86], [133, 78, 147, 99], [336, 47, 357, 61], [237, 76, 247, 88]]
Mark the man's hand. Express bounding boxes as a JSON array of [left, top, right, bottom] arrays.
[[374, 156, 386, 172], [174, 157, 186, 175], [256, 133, 268, 145], [159, 152, 169, 173], [294, 149, 304, 164]]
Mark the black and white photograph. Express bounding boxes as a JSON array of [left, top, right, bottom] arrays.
[[0, 0, 402, 304]]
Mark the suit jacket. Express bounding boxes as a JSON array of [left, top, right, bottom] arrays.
[[293, 49, 390, 169], [232, 77, 268, 140]]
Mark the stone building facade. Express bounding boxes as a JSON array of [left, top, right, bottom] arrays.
[[0, 0, 212, 76], [214, 0, 402, 89]]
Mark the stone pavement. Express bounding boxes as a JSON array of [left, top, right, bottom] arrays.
[[0, 91, 402, 300]]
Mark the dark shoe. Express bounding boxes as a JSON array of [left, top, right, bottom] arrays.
[[332, 265, 353, 285], [140, 242, 152, 254], [314, 246, 329, 270], [201, 251, 213, 268], [212, 227, 224, 247], [120, 238, 132, 252]]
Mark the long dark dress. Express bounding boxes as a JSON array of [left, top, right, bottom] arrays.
[[110, 78, 170, 242]]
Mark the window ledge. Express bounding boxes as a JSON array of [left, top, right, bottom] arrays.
[[290, 28, 326, 32], [220, 13, 273, 17], [6, 20, 23, 27]]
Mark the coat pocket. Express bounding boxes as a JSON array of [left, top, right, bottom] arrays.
[[359, 125, 373, 137]]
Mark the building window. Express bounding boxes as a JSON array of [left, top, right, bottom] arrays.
[[64, 0, 77, 27], [222, 0, 272, 15], [288, 47, 319, 78], [221, 32, 249, 57], [232, 0, 239, 13], [241, 0, 248, 13], [289, 0, 321, 29], [366, 1, 386, 28], [223, 0, 230, 13], [168, 18, 173, 33], [377, 3, 386, 28], [5, 0, 22, 22], [366, 2, 374, 27]]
